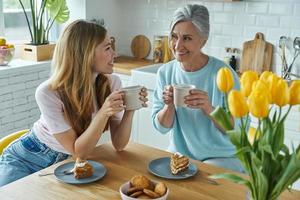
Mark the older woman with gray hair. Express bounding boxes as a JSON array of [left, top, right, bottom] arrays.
[[151, 4, 244, 173]]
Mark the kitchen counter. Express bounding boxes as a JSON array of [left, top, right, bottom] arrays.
[[113, 56, 156, 75]]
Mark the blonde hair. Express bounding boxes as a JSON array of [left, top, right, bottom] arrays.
[[50, 20, 111, 135]]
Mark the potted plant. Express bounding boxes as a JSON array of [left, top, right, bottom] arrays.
[[18, 0, 69, 61], [210, 68, 300, 200]]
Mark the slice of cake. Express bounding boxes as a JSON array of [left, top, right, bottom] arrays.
[[170, 152, 189, 175], [74, 158, 94, 179]]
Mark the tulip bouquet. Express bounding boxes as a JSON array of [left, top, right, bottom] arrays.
[[210, 67, 300, 200]]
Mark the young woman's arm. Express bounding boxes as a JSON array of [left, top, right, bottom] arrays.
[[109, 110, 134, 151], [109, 87, 148, 151], [54, 91, 124, 159]]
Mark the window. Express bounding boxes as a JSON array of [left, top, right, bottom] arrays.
[[0, 0, 59, 45], [1, 0, 31, 44]]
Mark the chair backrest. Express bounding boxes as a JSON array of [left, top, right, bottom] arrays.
[[0, 129, 29, 155]]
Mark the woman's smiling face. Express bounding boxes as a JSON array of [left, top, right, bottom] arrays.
[[93, 34, 116, 74], [170, 21, 206, 63]]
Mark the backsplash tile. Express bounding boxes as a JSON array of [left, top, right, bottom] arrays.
[[86, 0, 299, 75]]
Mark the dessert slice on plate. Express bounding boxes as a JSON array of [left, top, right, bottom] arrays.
[[170, 152, 189, 175], [74, 158, 94, 179]]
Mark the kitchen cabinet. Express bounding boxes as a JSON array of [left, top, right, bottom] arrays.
[[114, 72, 131, 87], [113, 71, 170, 151], [131, 64, 170, 151], [133, 90, 170, 150]]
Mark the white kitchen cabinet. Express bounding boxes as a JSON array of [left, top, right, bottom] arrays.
[[134, 91, 170, 150], [131, 64, 170, 151], [114, 73, 131, 87]]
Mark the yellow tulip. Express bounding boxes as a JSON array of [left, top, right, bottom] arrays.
[[289, 80, 300, 105], [260, 71, 273, 84], [228, 90, 249, 118], [272, 79, 289, 107], [269, 74, 280, 104], [250, 80, 271, 103], [240, 71, 259, 97], [248, 88, 269, 118], [216, 67, 234, 93]]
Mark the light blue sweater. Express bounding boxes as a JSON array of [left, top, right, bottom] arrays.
[[151, 56, 240, 160]]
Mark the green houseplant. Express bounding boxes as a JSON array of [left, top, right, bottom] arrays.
[[19, 0, 69, 45], [18, 0, 69, 60], [210, 68, 300, 200]]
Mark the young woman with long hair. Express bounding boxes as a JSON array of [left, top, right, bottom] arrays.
[[0, 20, 148, 187]]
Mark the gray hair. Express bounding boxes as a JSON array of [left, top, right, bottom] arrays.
[[170, 4, 210, 39]]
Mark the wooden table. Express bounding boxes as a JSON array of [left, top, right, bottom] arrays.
[[1, 143, 300, 200]]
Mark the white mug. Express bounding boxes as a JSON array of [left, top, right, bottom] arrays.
[[122, 85, 143, 110], [173, 84, 196, 107]]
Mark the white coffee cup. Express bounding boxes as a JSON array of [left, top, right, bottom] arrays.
[[122, 85, 143, 110], [173, 84, 196, 107]]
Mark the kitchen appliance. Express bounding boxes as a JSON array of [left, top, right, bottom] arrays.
[[131, 35, 151, 59], [240, 32, 273, 74]]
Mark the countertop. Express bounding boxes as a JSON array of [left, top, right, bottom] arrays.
[[113, 56, 156, 75]]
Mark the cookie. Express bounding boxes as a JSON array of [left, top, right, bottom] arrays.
[[127, 186, 143, 195], [143, 188, 160, 198], [154, 182, 167, 196], [137, 194, 151, 199], [130, 175, 154, 190], [130, 190, 143, 198]]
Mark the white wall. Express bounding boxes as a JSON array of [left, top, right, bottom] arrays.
[[86, 0, 300, 76], [0, 61, 51, 137], [0, 0, 4, 36]]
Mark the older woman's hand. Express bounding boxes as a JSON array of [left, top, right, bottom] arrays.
[[162, 85, 174, 106], [184, 89, 214, 115], [139, 87, 148, 107]]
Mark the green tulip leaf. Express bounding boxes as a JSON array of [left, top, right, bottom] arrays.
[[210, 106, 233, 131], [209, 173, 249, 185]]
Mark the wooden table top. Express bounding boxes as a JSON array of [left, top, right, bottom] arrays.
[[1, 142, 299, 200], [113, 56, 156, 75]]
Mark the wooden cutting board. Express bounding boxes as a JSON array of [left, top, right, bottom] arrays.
[[240, 32, 273, 74], [131, 35, 151, 59]]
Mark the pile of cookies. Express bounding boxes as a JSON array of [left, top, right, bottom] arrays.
[[127, 175, 167, 199]]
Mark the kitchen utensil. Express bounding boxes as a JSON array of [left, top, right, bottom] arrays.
[[173, 84, 196, 107], [240, 32, 273, 74], [279, 36, 288, 73], [38, 168, 74, 177], [131, 35, 151, 59], [283, 37, 300, 79], [121, 85, 143, 110]]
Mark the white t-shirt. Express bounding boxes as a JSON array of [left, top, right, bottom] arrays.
[[33, 74, 123, 154]]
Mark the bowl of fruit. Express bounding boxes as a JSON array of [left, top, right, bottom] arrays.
[[0, 38, 15, 66]]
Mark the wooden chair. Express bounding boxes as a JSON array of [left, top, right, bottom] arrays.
[[0, 129, 29, 155]]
